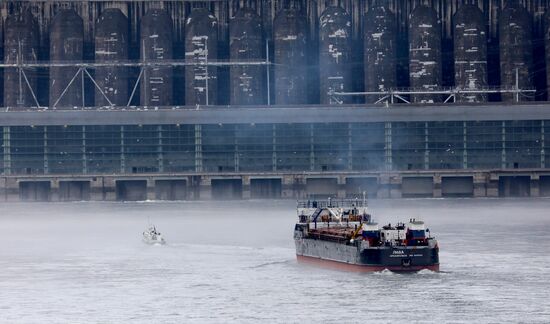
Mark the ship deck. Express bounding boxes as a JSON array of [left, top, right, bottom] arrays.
[[306, 226, 358, 243]]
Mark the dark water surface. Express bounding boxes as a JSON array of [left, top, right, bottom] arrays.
[[1, 198, 549, 323]]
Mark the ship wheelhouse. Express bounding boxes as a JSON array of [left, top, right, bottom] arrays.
[[406, 219, 428, 246]]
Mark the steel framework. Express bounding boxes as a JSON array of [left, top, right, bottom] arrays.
[[0, 58, 270, 110]]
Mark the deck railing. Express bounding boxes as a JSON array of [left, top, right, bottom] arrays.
[[297, 198, 367, 209]]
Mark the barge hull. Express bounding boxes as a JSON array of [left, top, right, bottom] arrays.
[[295, 236, 439, 272], [297, 255, 440, 272]]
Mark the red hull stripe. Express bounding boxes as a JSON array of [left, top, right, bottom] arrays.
[[296, 255, 440, 273]]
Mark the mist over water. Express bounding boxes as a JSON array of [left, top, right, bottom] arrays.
[[1, 199, 549, 323]]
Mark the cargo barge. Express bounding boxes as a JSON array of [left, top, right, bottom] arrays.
[[294, 199, 439, 272]]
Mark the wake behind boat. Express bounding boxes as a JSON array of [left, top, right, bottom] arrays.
[[142, 225, 166, 245]]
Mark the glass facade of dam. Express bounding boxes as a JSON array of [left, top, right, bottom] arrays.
[[1, 120, 546, 176]]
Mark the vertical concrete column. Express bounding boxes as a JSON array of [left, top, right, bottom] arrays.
[[281, 175, 294, 198], [147, 178, 155, 200], [0, 178, 4, 202], [200, 176, 212, 200], [487, 173, 499, 197], [157, 125, 164, 173], [337, 175, 346, 198], [242, 176, 251, 199], [377, 174, 390, 198], [50, 179, 60, 201], [541, 120, 545, 168], [309, 124, 314, 171], [384, 122, 392, 171], [103, 177, 117, 201], [89, 177, 104, 201], [530, 175, 540, 197], [43, 126, 49, 174], [501, 121, 506, 169], [463, 121, 468, 169], [282, 174, 305, 199], [234, 128, 239, 172], [3, 126, 11, 175], [389, 174, 402, 198], [473, 173, 487, 197], [433, 174, 442, 198], [347, 123, 353, 170], [1, 178, 6, 202], [272, 124, 277, 172], [82, 126, 87, 174], [120, 125, 126, 173], [195, 125, 202, 172], [187, 176, 200, 200], [424, 122, 429, 170], [4, 177, 19, 201], [296, 175, 307, 199]]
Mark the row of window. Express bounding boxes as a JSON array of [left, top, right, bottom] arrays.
[[1, 122, 548, 175]]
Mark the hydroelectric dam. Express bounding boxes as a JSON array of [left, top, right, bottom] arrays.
[[2, 0, 550, 201]]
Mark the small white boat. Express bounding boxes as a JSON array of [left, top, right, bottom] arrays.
[[142, 225, 166, 245]]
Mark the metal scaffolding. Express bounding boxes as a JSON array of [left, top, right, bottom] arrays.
[[1, 37, 273, 109], [0, 58, 271, 109], [331, 70, 536, 104], [331, 86, 537, 105]]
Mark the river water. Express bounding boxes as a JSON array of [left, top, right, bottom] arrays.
[[1, 198, 549, 323]]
